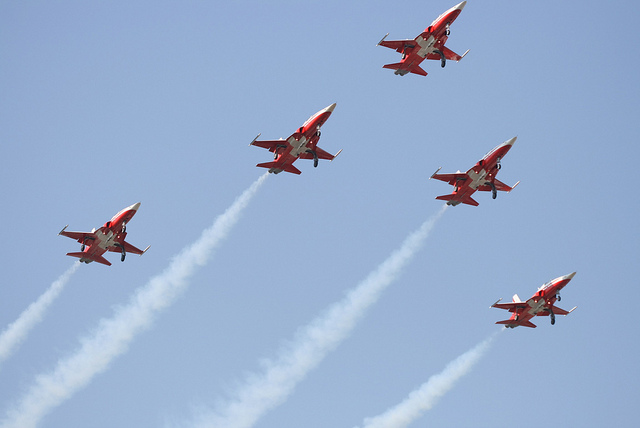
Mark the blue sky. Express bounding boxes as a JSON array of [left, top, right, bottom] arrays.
[[1, 1, 639, 427]]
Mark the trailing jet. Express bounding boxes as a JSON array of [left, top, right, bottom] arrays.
[[59, 202, 150, 266], [250, 103, 341, 175], [430, 137, 519, 206], [492, 272, 577, 328], [377, 1, 469, 76]]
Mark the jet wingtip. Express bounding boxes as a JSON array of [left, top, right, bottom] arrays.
[[430, 167, 442, 179], [491, 298, 503, 308], [377, 33, 389, 46], [141, 245, 151, 256], [249, 133, 261, 146], [58, 225, 69, 235]]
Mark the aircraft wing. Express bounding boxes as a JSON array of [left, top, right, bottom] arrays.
[[58, 227, 97, 244], [298, 146, 341, 161], [426, 46, 468, 62], [477, 179, 519, 193], [491, 301, 528, 312], [377, 35, 417, 53], [430, 171, 467, 185], [107, 241, 150, 255], [250, 135, 288, 153], [538, 306, 577, 316]]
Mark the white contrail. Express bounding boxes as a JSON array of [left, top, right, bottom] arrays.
[[0, 174, 269, 428], [359, 330, 502, 428], [185, 204, 448, 428], [0, 263, 80, 369]]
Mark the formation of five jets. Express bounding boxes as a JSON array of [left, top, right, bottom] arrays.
[[58, 1, 575, 329]]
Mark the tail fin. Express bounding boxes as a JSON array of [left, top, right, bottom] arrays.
[[66, 252, 112, 266], [512, 294, 522, 303], [256, 162, 302, 175], [382, 62, 427, 76]]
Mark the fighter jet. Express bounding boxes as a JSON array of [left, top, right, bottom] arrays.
[[430, 137, 519, 206], [492, 272, 577, 328], [377, 1, 469, 76], [59, 202, 149, 266], [250, 103, 342, 174]]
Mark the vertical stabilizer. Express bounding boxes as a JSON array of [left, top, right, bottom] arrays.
[[512, 294, 521, 303]]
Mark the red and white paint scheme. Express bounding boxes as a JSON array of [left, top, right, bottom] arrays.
[[430, 137, 519, 206], [250, 103, 342, 175], [492, 272, 577, 328], [377, 1, 469, 76], [59, 202, 150, 266]]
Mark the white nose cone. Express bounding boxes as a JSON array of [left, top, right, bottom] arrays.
[[325, 103, 337, 113], [505, 136, 517, 146], [455, 1, 467, 11], [128, 202, 141, 211]]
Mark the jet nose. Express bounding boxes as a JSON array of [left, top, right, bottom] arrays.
[[128, 202, 141, 211], [325, 103, 337, 113], [455, 1, 467, 10], [564, 272, 577, 281], [505, 136, 517, 146]]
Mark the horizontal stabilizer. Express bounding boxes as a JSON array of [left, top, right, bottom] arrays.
[[382, 62, 427, 77], [66, 252, 112, 266], [435, 193, 478, 206], [257, 161, 301, 175], [496, 319, 537, 328]]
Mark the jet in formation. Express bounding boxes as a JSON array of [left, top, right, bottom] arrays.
[[491, 272, 577, 328], [377, 1, 469, 76], [430, 137, 519, 206], [59, 202, 150, 266], [250, 103, 342, 175]]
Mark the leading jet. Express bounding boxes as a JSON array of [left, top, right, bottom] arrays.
[[377, 1, 469, 76], [59, 202, 150, 266], [430, 137, 519, 206], [491, 272, 577, 328], [250, 103, 342, 175]]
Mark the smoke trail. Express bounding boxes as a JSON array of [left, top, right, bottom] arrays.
[[359, 330, 502, 428], [0, 174, 268, 428], [0, 263, 80, 369], [186, 204, 448, 428]]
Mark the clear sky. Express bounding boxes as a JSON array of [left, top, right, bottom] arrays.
[[1, 1, 639, 427]]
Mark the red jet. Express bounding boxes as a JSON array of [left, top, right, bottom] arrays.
[[430, 137, 519, 206], [492, 272, 577, 328], [250, 103, 342, 175], [377, 1, 469, 77], [59, 202, 150, 266]]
